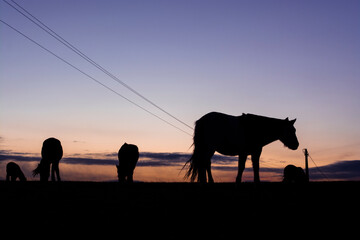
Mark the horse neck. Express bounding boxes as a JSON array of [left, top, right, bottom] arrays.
[[245, 115, 284, 145], [19, 172, 26, 181]]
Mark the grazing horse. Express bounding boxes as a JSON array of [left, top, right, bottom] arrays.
[[6, 162, 27, 181], [184, 112, 299, 183], [33, 137, 63, 182], [116, 143, 139, 183], [283, 165, 307, 183]]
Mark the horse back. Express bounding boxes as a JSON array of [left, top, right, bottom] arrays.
[[197, 112, 241, 130], [118, 143, 139, 168], [195, 112, 245, 154], [41, 138, 63, 161]]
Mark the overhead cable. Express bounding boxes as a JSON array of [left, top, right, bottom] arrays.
[[3, 0, 194, 131], [0, 19, 193, 137]]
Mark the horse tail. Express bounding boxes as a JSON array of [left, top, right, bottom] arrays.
[[183, 151, 196, 182], [183, 120, 204, 182], [32, 163, 41, 177]]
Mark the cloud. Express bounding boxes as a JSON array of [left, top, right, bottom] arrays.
[[139, 152, 239, 168], [0, 150, 236, 168], [0, 150, 39, 162], [139, 152, 189, 167], [62, 157, 116, 166], [1, 150, 359, 181], [309, 160, 360, 181]]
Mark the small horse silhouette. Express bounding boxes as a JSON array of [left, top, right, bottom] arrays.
[[32, 137, 63, 182], [6, 162, 27, 181], [184, 112, 299, 183], [116, 143, 139, 183], [283, 165, 307, 183]]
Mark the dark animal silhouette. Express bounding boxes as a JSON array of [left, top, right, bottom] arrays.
[[283, 165, 307, 183], [116, 143, 139, 183], [32, 137, 63, 182], [184, 112, 299, 183], [6, 162, 27, 181]]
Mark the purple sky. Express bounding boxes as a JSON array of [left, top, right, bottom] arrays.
[[1, 0, 359, 181]]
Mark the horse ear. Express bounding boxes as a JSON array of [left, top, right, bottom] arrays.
[[290, 119, 296, 125]]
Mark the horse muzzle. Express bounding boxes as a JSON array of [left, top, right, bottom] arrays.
[[288, 142, 299, 150]]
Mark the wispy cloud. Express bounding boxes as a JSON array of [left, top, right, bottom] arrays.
[[1, 150, 359, 181], [0, 150, 39, 162], [309, 160, 360, 181]]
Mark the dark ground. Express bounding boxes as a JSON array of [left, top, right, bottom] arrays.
[[1, 181, 359, 236]]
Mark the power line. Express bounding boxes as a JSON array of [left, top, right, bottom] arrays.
[[3, 0, 194, 131], [308, 154, 329, 181], [0, 19, 192, 137], [303, 149, 329, 181]]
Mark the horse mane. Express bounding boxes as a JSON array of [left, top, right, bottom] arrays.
[[240, 113, 285, 125]]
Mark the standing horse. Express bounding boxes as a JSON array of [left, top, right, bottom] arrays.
[[184, 112, 299, 183], [33, 137, 63, 182], [116, 143, 139, 183]]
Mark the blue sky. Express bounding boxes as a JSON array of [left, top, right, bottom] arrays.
[[1, 0, 360, 181]]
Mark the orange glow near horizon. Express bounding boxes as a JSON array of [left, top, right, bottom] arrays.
[[1, 131, 360, 182], [0, 160, 282, 182]]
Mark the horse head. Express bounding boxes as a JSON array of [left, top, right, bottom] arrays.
[[279, 118, 299, 150]]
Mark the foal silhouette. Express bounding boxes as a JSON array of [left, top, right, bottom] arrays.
[[116, 143, 139, 183], [33, 137, 63, 182], [6, 162, 27, 181], [283, 165, 307, 183], [184, 112, 299, 183]]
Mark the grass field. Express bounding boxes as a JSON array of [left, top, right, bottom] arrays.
[[1, 181, 359, 236]]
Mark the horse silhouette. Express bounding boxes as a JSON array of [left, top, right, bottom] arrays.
[[32, 137, 63, 182], [6, 162, 27, 181], [283, 165, 307, 183], [116, 143, 139, 183], [184, 112, 299, 183]]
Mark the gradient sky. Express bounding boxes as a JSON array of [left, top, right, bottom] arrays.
[[1, 0, 359, 181]]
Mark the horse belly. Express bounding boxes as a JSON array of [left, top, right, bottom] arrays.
[[197, 112, 246, 155], [214, 124, 245, 156], [216, 136, 244, 155]]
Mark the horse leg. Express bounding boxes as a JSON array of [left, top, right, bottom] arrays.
[[56, 163, 61, 182], [251, 148, 262, 183], [206, 164, 214, 184], [236, 153, 247, 184], [51, 163, 55, 181], [51, 161, 61, 182], [40, 162, 50, 182], [198, 149, 214, 184], [206, 166, 214, 184], [198, 167, 207, 183], [128, 174, 133, 183], [116, 165, 123, 183], [127, 169, 134, 183], [206, 151, 215, 184]]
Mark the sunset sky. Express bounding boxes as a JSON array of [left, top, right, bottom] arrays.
[[1, 0, 359, 182]]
